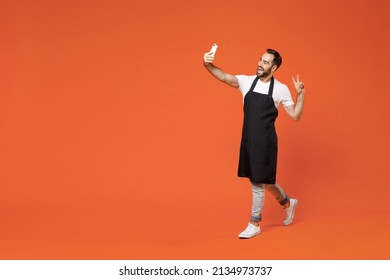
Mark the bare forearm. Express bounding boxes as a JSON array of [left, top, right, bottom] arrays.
[[293, 93, 305, 120], [204, 63, 227, 82], [203, 51, 239, 88], [284, 93, 305, 121]]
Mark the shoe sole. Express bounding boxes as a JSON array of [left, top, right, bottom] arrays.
[[283, 199, 298, 226], [238, 231, 261, 239]]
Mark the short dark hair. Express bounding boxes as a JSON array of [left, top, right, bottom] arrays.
[[266, 49, 282, 69]]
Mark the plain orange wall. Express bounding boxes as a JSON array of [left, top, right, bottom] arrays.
[[0, 0, 389, 259]]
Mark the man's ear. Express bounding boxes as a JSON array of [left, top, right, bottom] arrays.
[[271, 65, 278, 72]]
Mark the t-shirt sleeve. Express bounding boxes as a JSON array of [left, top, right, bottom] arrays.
[[280, 84, 295, 108], [235, 75, 252, 96]]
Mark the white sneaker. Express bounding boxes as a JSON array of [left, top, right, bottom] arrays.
[[283, 198, 298, 225], [238, 223, 261, 239]]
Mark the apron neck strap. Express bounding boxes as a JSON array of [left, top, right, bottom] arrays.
[[268, 77, 275, 97], [249, 77, 259, 92]]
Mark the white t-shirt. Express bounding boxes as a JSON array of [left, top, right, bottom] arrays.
[[235, 75, 294, 109]]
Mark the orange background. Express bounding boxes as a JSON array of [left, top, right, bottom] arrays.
[[1, 0, 389, 259]]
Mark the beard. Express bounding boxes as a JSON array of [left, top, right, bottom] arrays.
[[256, 67, 271, 78]]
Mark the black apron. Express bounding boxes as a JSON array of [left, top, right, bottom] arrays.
[[238, 76, 278, 184]]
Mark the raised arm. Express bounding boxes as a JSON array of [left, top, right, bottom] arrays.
[[203, 51, 239, 89], [284, 75, 305, 121]]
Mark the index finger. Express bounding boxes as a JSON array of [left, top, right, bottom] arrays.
[[292, 74, 301, 84], [292, 75, 297, 85]]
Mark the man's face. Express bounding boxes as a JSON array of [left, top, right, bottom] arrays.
[[257, 53, 275, 78]]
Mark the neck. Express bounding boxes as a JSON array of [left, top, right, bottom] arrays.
[[259, 75, 273, 83]]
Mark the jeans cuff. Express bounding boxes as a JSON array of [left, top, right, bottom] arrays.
[[251, 215, 262, 222], [279, 195, 290, 206]]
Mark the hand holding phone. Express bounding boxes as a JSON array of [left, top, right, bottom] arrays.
[[210, 43, 218, 57]]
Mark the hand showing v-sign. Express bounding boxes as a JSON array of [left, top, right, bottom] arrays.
[[292, 75, 305, 95]]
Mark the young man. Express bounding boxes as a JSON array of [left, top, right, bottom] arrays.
[[203, 48, 305, 239]]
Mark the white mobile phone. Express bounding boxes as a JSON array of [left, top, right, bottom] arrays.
[[210, 43, 218, 56]]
